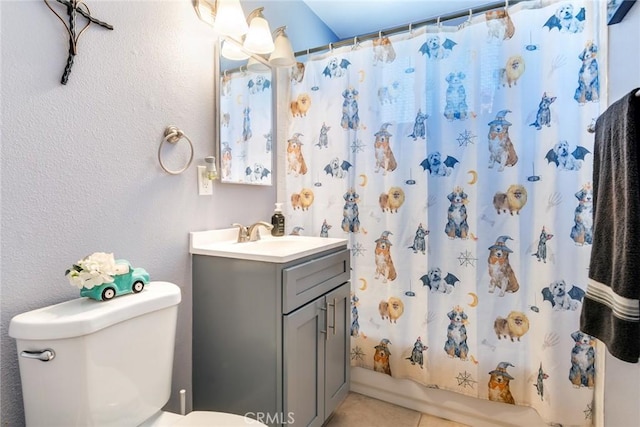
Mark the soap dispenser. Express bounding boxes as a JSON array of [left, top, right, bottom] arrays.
[[271, 203, 285, 236]]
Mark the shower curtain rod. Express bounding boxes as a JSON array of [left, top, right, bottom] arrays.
[[294, 0, 528, 58]]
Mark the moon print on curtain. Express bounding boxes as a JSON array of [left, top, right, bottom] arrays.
[[284, 1, 604, 425]]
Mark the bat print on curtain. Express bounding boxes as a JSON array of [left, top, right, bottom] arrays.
[[284, 1, 604, 425]]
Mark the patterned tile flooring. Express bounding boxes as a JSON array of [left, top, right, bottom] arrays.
[[325, 392, 470, 427]]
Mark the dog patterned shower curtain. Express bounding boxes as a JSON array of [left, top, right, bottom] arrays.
[[220, 69, 273, 184], [283, 0, 605, 424]]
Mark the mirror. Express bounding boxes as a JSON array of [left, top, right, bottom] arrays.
[[217, 38, 274, 185]]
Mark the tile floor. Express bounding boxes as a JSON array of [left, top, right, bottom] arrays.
[[325, 392, 469, 427]]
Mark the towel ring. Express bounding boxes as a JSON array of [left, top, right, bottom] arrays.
[[158, 126, 194, 175]]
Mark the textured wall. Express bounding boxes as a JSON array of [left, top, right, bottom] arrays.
[[0, 1, 276, 425]]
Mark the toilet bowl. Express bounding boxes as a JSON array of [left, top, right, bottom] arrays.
[[9, 281, 266, 427]]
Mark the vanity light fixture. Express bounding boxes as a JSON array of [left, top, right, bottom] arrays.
[[221, 38, 250, 61], [269, 26, 296, 67], [247, 26, 295, 71], [196, 1, 289, 65], [196, 0, 248, 39], [243, 8, 275, 55], [204, 156, 219, 181], [247, 55, 271, 73]]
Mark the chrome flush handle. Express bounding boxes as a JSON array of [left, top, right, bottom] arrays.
[[20, 349, 56, 362]]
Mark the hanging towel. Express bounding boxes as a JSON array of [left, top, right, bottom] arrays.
[[580, 88, 640, 363]]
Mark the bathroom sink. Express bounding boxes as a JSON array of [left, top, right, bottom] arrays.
[[189, 228, 348, 263]]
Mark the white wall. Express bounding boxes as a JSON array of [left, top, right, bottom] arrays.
[[603, 2, 640, 425], [0, 1, 276, 425]]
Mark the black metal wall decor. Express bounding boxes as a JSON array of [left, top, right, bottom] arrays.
[[44, 0, 113, 85]]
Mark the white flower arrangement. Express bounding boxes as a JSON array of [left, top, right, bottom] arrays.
[[65, 252, 117, 289]]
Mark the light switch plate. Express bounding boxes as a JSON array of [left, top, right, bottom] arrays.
[[197, 166, 213, 196]]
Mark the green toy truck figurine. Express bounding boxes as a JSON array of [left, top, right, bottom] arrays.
[[81, 260, 149, 301], [66, 252, 150, 301]]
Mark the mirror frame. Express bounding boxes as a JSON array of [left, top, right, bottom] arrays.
[[215, 37, 276, 186]]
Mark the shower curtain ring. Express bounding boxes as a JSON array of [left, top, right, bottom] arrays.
[[468, 9, 473, 22], [437, 16, 441, 28], [505, 0, 509, 9], [329, 42, 333, 52], [408, 23, 413, 34]]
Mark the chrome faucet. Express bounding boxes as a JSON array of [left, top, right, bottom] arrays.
[[232, 223, 249, 243], [247, 221, 274, 242]]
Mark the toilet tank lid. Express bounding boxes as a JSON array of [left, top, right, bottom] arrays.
[[9, 281, 181, 341]]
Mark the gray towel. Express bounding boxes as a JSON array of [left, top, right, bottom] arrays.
[[580, 88, 640, 363]]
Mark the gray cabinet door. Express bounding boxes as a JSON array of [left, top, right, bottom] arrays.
[[323, 282, 350, 420], [283, 298, 325, 427]]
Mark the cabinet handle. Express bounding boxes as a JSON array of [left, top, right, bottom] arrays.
[[328, 298, 336, 335], [320, 306, 327, 338]]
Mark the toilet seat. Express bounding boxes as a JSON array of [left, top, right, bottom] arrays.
[[173, 411, 268, 426]]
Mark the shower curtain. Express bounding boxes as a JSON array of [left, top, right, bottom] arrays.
[[284, 1, 605, 425], [220, 68, 273, 184]]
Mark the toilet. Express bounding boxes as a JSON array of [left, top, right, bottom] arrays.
[[9, 281, 266, 427]]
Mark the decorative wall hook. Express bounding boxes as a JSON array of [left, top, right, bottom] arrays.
[[44, 0, 113, 85]]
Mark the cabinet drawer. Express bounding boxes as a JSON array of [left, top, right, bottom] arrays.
[[282, 249, 350, 314]]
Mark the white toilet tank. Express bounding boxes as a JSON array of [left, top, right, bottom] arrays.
[[9, 281, 182, 427]]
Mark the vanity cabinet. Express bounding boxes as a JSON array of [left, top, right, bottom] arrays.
[[284, 282, 349, 427], [192, 246, 350, 427]]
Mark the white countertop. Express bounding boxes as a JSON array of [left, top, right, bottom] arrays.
[[189, 228, 348, 263]]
